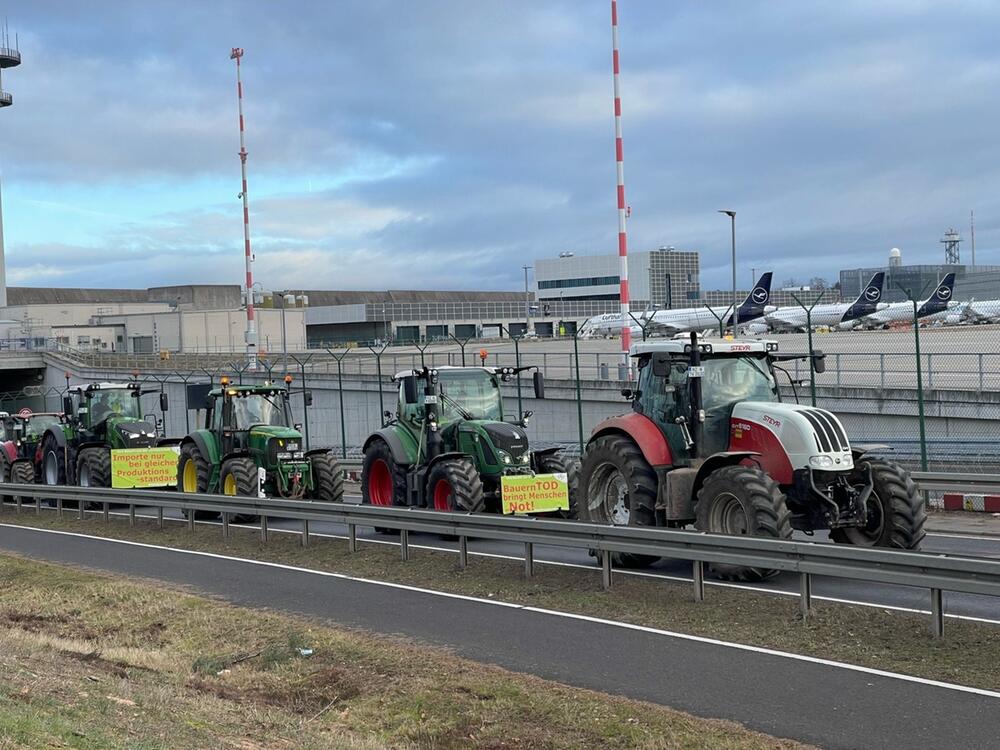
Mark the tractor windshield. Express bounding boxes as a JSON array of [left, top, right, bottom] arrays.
[[230, 393, 289, 430], [701, 356, 778, 412], [437, 370, 502, 421], [88, 389, 141, 424]]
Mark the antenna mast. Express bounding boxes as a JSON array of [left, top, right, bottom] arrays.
[[610, 1, 630, 367], [230, 47, 257, 370]]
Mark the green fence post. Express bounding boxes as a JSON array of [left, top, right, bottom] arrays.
[[327, 348, 349, 459], [368, 342, 389, 427], [573, 331, 584, 454], [790, 290, 825, 407], [911, 299, 929, 472]]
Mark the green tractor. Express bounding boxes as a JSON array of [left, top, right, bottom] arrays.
[[361, 365, 576, 518], [38, 382, 173, 488], [177, 376, 343, 516]]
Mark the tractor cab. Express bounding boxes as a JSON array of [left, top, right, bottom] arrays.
[[10, 412, 63, 457], [204, 379, 300, 457], [63, 383, 166, 449], [632, 339, 784, 461]]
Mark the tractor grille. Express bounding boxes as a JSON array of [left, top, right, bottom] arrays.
[[801, 409, 850, 453], [116, 422, 157, 449], [482, 423, 528, 460]]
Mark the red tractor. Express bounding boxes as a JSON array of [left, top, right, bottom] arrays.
[[1, 409, 65, 487], [577, 335, 924, 580]]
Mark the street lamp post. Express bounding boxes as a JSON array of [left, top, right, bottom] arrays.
[[522, 265, 531, 335], [718, 210, 737, 332]]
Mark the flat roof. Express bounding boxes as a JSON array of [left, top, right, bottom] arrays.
[[631, 339, 777, 356]]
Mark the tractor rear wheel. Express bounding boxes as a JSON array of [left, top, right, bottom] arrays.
[[578, 435, 659, 568], [535, 452, 579, 520], [0, 455, 11, 503], [76, 447, 111, 488], [830, 459, 925, 549], [309, 452, 345, 503], [361, 440, 408, 533], [177, 442, 217, 520], [695, 464, 792, 581], [426, 457, 485, 513], [220, 457, 259, 524]]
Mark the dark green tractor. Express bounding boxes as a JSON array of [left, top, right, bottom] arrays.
[[39, 382, 172, 488], [177, 377, 343, 518], [361, 365, 576, 520]]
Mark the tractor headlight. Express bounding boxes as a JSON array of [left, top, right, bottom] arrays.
[[809, 455, 835, 469], [287, 441, 301, 452], [502, 454, 511, 465], [521, 454, 530, 464]]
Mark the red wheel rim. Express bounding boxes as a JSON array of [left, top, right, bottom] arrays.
[[433, 479, 452, 511], [369, 459, 393, 506]]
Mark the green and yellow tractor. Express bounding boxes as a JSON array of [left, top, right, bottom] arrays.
[[177, 376, 343, 517], [361, 365, 576, 519], [38, 382, 173, 488]]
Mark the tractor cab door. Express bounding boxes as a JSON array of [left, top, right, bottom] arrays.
[[396, 378, 424, 442], [700, 355, 780, 455], [636, 354, 694, 464]]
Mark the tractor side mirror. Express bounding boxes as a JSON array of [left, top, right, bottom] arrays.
[[812, 352, 826, 374], [620, 388, 633, 400], [532, 371, 545, 399], [402, 375, 419, 405], [62, 395, 73, 417], [303, 391, 314, 407], [159, 392, 169, 412]]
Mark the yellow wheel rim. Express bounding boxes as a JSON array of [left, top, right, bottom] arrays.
[[182, 459, 198, 493], [223, 473, 237, 496]]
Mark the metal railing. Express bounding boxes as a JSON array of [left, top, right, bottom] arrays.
[[2, 482, 998, 639]]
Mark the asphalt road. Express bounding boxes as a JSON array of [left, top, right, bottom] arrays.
[[1, 523, 997, 750]]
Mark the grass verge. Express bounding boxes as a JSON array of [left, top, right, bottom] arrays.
[[2, 507, 999, 692], [0, 554, 810, 750]]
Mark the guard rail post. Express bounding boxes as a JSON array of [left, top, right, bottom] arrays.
[[692, 560, 705, 602], [34, 494, 40, 515], [601, 553, 613, 590], [348, 523, 357, 552], [222, 512, 230, 539], [799, 573, 812, 619], [77, 499, 84, 520], [129, 504, 136, 527], [458, 535, 468, 569], [260, 514, 269, 542], [400, 528, 410, 561], [524, 542, 534, 578], [301, 519, 310, 546], [187, 512, 195, 531], [103, 502, 109, 523], [156, 506, 164, 529], [56, 497, 63, 517]]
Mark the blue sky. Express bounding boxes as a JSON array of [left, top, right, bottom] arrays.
[[1, 1, 998, 292]]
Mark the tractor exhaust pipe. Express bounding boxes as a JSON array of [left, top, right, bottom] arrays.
[[688, 332, 705, 459], [422, 367, 443, 462]]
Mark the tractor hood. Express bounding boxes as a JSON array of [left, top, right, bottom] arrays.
[[248, 425, 302, 441], [476, 421, 530, 462], [108, 418, 158, 448], [731, 402, 854, 472]]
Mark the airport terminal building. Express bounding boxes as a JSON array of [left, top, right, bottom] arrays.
[[840, 264, 1000, 303]]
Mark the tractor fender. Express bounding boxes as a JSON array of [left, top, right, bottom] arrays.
[[221, 449, 253, 466], [1, 441, 15, 464], [589, 412, 673, 468], [691, 451, 762, 505], [425, 451, 468, 473], [363, 428, 413, 468], [851, 444, 890, 462], [304, 447, 334, 458], [77, 440, 108, 454], [42, 426, 67, 450], [156, 437, 182, 448], [529, 446, 561, 472]]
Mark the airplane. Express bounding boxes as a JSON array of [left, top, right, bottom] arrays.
[[854, 272, 957, 329], [578, 272, 775, 338], [946, 298, 1000, 325], [763, 272, 886, 333]]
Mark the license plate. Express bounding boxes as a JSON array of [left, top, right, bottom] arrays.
[[500, 473, 569, 514]]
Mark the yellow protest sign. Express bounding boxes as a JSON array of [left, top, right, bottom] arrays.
[[111, 447, 181, 489], [500, 473, 569, 515]]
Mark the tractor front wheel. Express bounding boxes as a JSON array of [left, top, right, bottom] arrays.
[[578, 435, 659, 568], [309, 452, 345, 503], [177, 443, 217, 520], [695, 464, 792, 581], [76, 447, 111, 488], [830, 460, 925, 549], [220, 457, 259, 524], [40, 433, 67, 487], [426, 457, 485, 513], [361, 440, 408, 533]]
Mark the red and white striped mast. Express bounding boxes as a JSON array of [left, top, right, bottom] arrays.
[[230, 47, 257, 370], [610, 1, 630, 366]]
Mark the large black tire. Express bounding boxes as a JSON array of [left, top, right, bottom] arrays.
[[219, 457, 259, 524], [0, 454, 11, 503], [535, 452, 579, 520], [309, 452, 345, 503], [829, 459, 925, 549], [577, 435, 659, 568], [9, 460, 35, 504], [695, 464, 792, 581], [76, 447, 111, 488], [40, 432, 67, 487], [177, 442, 217, 520], [361, 439, 408, 533], [426, 457, 485, 513]]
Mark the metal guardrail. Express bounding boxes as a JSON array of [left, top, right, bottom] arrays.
[[2, 482, 999, 638], [911, 471, 1000, 495]]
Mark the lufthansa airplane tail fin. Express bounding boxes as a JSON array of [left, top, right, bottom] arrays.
[[841, 272, 885, 321], [730, 272, 773, 325], [917, 272, 956, 317]]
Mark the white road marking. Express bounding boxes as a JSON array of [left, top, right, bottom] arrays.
[[2, 522, 1000, 701]]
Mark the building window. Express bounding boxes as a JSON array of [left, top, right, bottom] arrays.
[[538, 275, 620, 290]]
